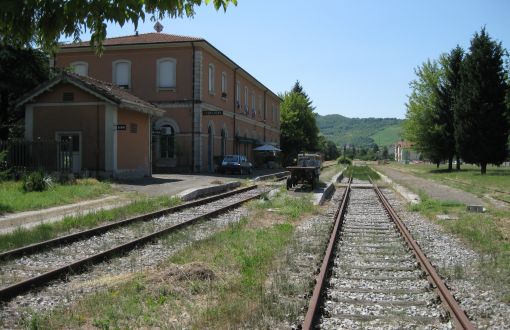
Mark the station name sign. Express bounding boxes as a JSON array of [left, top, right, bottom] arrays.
[[203, 110, 223, 116]]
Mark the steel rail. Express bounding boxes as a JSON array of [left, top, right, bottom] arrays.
[[0, 190, 263, 303], [0, 185, 257, 261], [302, 177, 352, 329], [371, 179, 474, 330]]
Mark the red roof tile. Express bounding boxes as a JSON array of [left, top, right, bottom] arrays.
[[60, 32, 202, 48], [17, 72, 164, 116]]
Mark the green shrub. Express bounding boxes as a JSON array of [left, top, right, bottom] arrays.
[[22, 171, 53, 192], [0, 151, 9, 181], [337, 156, 352, 165]]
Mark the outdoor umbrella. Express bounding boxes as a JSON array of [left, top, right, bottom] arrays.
[[253, 144, 281, 152]]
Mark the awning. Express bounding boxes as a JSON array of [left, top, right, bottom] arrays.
[[253, 144, 281, 152]]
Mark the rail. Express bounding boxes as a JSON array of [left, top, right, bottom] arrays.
[[0, 188, 263, 303], [302, 176, 352, 329], [370, 178, 474, 330]]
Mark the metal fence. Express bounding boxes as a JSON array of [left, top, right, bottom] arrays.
[[0, 140, 72, 172]]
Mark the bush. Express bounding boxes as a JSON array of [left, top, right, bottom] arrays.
[[0, 151, 9, 181], [337, 156, 352, 165], [22, 171, 53, 192]]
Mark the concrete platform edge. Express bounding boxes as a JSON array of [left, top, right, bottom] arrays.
[[373, 169, 421, 204], [178, 181, 241, 201]]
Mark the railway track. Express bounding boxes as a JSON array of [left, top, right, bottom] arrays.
[[303, 178, 474, 329], [0, 185, 264, 303]]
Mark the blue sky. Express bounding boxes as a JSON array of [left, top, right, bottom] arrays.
[[63, 0, 509, 119]]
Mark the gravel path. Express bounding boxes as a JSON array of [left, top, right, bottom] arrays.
[[374, 166, 483, 206]]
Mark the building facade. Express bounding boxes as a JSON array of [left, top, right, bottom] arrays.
[[20, 72, 164, 178], [55, 32, 281, 173], [394, 140, 421, 163]]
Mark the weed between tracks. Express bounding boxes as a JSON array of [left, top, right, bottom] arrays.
[[0, 196, 181, 253], [344, 165, 380, 181], [23, 190, 321, 328]]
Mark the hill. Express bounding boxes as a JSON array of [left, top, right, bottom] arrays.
[[316, 114, 403, 147]]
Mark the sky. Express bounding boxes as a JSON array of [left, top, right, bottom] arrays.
[[62, 0, 510, 119]]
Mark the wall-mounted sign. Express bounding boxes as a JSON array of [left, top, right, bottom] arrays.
[[203, 110, 223, 116], [116, 124, 127, 131]]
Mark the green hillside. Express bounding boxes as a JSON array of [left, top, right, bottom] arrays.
[[316, 114, 403, 147]]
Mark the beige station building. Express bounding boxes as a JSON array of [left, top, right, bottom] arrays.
[[20, 32, 281, 178]]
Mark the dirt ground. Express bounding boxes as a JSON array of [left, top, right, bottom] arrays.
[[373, 165, 484, 206]]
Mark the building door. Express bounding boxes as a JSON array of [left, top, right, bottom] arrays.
[[58, 133, 81, 173], [208, 126, 213, 172]]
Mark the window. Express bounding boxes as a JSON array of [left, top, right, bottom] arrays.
[[130, 123, 138, 134], [157, 58, 176, 89], [160, 125, 175, 158], [221, 72, 227, 97], [70, 61, 88, 76], [236, 81, 240, 107], [62, 92, 74, 102], [258, 95, 263, 119], [208, 64, 215, 94], [244, 87, 249, 114], [221, 129, 226, 156], [272, 104, 276, 122], [113, 60, 131, 89], [251, 93, 256, 118]]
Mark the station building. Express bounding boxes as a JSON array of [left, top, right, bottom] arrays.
[[21, 32, 281, 177]]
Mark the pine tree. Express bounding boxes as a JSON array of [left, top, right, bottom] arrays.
[[455, 28, 509, 174], [437, 46, 464, 171]]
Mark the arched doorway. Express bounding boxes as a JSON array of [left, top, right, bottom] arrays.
[[208, 125, 213, 172]]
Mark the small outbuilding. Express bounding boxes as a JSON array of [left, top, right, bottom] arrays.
[[18, 72, 164, 178]]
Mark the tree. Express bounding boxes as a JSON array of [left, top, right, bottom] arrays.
[[381, 146, 389, 159], [0, 45, 50, 140], [403, 59, 444, 166], [318, 136, 340, 161], [455, 28, 509, 174], [0, 0, 237, 52], [280, 83, 319, 165], [437, 46, 464, 171]]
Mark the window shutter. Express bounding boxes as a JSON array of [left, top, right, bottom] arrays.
[[159, 60, 175, 88], [115, 62, 129, 87], [73, 64, 87, 76]]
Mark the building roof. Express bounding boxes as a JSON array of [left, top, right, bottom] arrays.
[[17, 71, 164, 117], [60, 32, 202, 48]]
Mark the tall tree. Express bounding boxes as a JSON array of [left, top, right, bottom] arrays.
[[0, 0, 236, 52], [455, 28, 509, 174], [0, 46, 50, 140], [280, 83, 319, 165], [403, 59, 444, 166], [437, 46, 464, 171]]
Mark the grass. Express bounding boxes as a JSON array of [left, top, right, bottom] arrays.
[[387, 162, 510, 198], [0, 195, 181, 253], [319, 162, 345, 183], [344, 165, 380, 181], [0, 178, 112, 214], [408, 193, 510, 302], [24, 190, 319, 329]]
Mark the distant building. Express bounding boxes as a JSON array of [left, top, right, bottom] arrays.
[[21, 32, 281, 177], [394, 140, 420, 163]]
